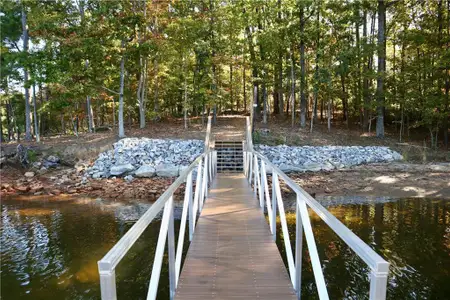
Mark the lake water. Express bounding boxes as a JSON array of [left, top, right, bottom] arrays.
[[277, 198, 450, 299], [1, 196, 449, 299]]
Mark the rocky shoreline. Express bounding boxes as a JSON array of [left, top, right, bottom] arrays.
[[256, 144, 403, 172], [2, 138, 448, 201], [86, 138, 204, 179]]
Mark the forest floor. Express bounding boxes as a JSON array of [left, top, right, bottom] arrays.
[[1, 115, 449, 201]]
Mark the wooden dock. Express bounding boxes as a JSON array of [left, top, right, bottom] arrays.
[[175, 174, 297, 300]]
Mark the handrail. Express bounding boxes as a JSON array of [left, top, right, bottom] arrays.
[[98, 117, 217, 300], [244, 116, 389, 300]]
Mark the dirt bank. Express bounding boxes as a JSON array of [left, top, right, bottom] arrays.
[[2, 162, 449, 202], [283, 163, 450, 199]]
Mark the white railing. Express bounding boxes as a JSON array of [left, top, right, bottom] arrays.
[[243, 117, 389, 300], [98, 117, 217, 300]]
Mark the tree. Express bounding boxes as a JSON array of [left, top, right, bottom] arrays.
[[21, 2, 32, 141], [376, 0, 386, 138]]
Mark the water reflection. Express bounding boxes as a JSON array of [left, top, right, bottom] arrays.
[[0, 197, 179, 300], [2, 196, 449, 299], [276, 198, 450, 299]]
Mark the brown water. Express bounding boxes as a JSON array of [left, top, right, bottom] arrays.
[[0, 197, 183, 300], [276, 198, 450, 299], [1, 197, 449, 299]]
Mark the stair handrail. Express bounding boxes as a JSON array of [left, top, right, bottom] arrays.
[[243, 116, 389, 300], [98, 117, 217, 300]]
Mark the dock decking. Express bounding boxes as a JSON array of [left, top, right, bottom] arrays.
[[175, 174, 297, 299]]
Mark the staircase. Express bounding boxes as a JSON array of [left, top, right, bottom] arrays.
[[215, 140, 243, 173]]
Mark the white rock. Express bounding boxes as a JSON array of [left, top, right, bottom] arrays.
[[135, 165, 156, 178], [110, 163, 135, 176], [46, 155, 60, 163], [24, 171, 35, 178], [156, 164, 179, 177], [124, 175, 134, 182]]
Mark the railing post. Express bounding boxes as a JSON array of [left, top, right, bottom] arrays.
[[176, 171, 192, 287], [271, 172, 278, 242], [295, 194, 303, 299], [147, 196, 174, 300], [260, 160, 266, 213], [248, 153, 253, 184], [255, 157, 263, 208], [213, 151, 217, 177], [98, 268, 117, 300], [297, 197, 329, 300], [186, 171, 194, 242], [192, 159, 202, 228], [369, 268, 389, 300], [244, 151, 249, 178], [253, 155, 258, 196], [261, 161, 273, 230], [274, 172, 296, 287], [168, 197, 176, 300], [200, 154, 208, 211], [208, 151, 212, 182]]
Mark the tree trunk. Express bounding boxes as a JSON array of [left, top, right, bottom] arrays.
[[0, 107, 4, 143], [444, 0, 449, 148], [290, 48, 296, 127], [376, 0, 386, 138], [21, 6, 32, 141], [245, 22, 259, 119], [355, 6, 363, 129], [277, 53, 284, 116], [153, 58, 159, 116], [230, 63, 233, 111], [86, 95, 94, 132], [273, 65, 280, 114], [118, 41, 126, 138], [311, 2, 320, 132], [340, 72, 348, 124], [6, 100, 12, 141], [210, 0, 217, 124], [184, 57, 188, 129], [61, 112, 66, 135], [299, 6, 307, 128], [242, 53, 246, 113], [32, 85, 40, 142], [277, 0, 284, 116], [362, 11, 370, 131], [262, 83, 268, 124]]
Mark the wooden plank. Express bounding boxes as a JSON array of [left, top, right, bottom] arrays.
[[175, 174, 296, 300]]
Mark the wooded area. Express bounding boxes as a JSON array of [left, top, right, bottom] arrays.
[[1, 0, 449, 148]]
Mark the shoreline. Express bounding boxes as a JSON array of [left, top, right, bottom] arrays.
[[2, 162, 449, 202]]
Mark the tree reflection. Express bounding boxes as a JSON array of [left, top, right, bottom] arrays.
[[276, 198, 450, 300]]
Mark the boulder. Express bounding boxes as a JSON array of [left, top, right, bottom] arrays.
[[156, 164, 179, 177], [92, 172, 106, 179], [124, 175, 134, 182], [24, 171, 35, 178], [46, 155, 60, 163], [15, 185, 30, 192], [110, 163, 135, 176], [32, 161, 42, 169], [302, 162, 322, 172], [135, 165, 156, 178], [43, 160, 59, 168], [30, 183, 44, 193]]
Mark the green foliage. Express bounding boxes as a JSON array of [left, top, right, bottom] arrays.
[[27, 149, 37, 163], [0, 0, 448, 147]]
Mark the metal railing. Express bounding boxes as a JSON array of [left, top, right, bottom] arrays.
[[97, 117, 217, 300], [243, 117, 389, 300]]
